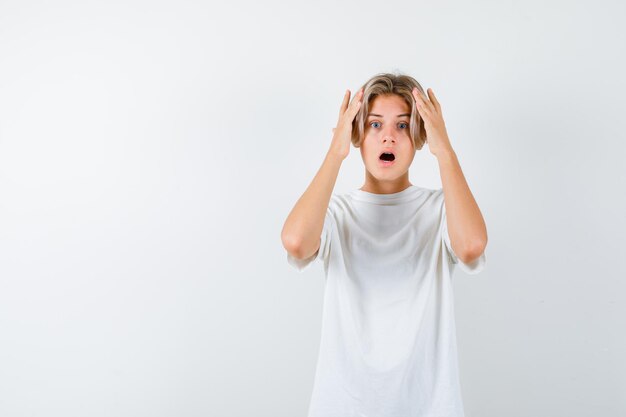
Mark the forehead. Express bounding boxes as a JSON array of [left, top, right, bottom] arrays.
[[368, 94, 410, 115]]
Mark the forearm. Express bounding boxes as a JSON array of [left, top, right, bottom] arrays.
[[281, 149, 343, 259], [436, 148, 488, 262]]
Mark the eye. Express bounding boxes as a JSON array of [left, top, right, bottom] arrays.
[[398, 122, 408, 129], [370, 121, 381, 128]]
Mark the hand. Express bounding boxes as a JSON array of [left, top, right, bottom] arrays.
[[329, 88, 363, 160], [412, 87, 453, 157]]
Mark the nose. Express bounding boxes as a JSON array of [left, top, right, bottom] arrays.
[[381, 127, 396, 144]]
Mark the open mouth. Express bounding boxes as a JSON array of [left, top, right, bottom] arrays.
[[379, 152, 395, 162], [379, 152, 396, 166]]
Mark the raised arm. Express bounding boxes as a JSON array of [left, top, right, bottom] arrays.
[[281, 88, 363, 260], [412, 87, 488, 263]]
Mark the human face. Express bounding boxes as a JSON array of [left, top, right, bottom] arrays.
[[359, 94, 416, 193]]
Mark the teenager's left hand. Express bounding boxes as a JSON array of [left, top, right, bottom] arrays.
[[412, 87, 454, 157]]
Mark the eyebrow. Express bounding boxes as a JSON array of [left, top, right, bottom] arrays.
[[367, 113, 411, 118]]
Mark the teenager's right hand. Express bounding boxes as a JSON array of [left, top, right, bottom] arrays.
[[328, 88, 363, 160]]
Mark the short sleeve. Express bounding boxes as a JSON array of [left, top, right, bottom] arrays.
[[287, 209, 334, 272], [441, 201, 486, 275]]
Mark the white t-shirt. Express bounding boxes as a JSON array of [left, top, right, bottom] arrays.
[[287, 185, 486, 417]]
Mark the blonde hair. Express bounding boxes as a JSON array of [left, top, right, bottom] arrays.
[[351, 72, 427, 150]]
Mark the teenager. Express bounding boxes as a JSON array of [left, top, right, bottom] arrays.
[[281, 72, 487, 417]]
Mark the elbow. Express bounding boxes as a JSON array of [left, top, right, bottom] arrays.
[[458, 238, 487, 264], [281, 230, 306, 259], [281, 230, 301, 254]]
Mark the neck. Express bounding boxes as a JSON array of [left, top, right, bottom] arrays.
[[359, 172, 412, 194]]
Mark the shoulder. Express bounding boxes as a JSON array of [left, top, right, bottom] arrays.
[[328, 190, 354, 211], [415, 185, 444, 204]]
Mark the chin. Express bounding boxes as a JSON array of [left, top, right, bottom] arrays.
[[368, 165, 408, 179]]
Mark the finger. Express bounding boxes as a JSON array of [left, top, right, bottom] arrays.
[[338, 89, 351, 123], [416, 87, 435, 114], [412, 87, 425, 107], [349, 88, 363, 107], [412, 88, 432, 118], [348, 89, 363, 118], [427, 88, 441, 113]]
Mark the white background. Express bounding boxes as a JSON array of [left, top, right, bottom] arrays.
[[1, 0, 625, 416]]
